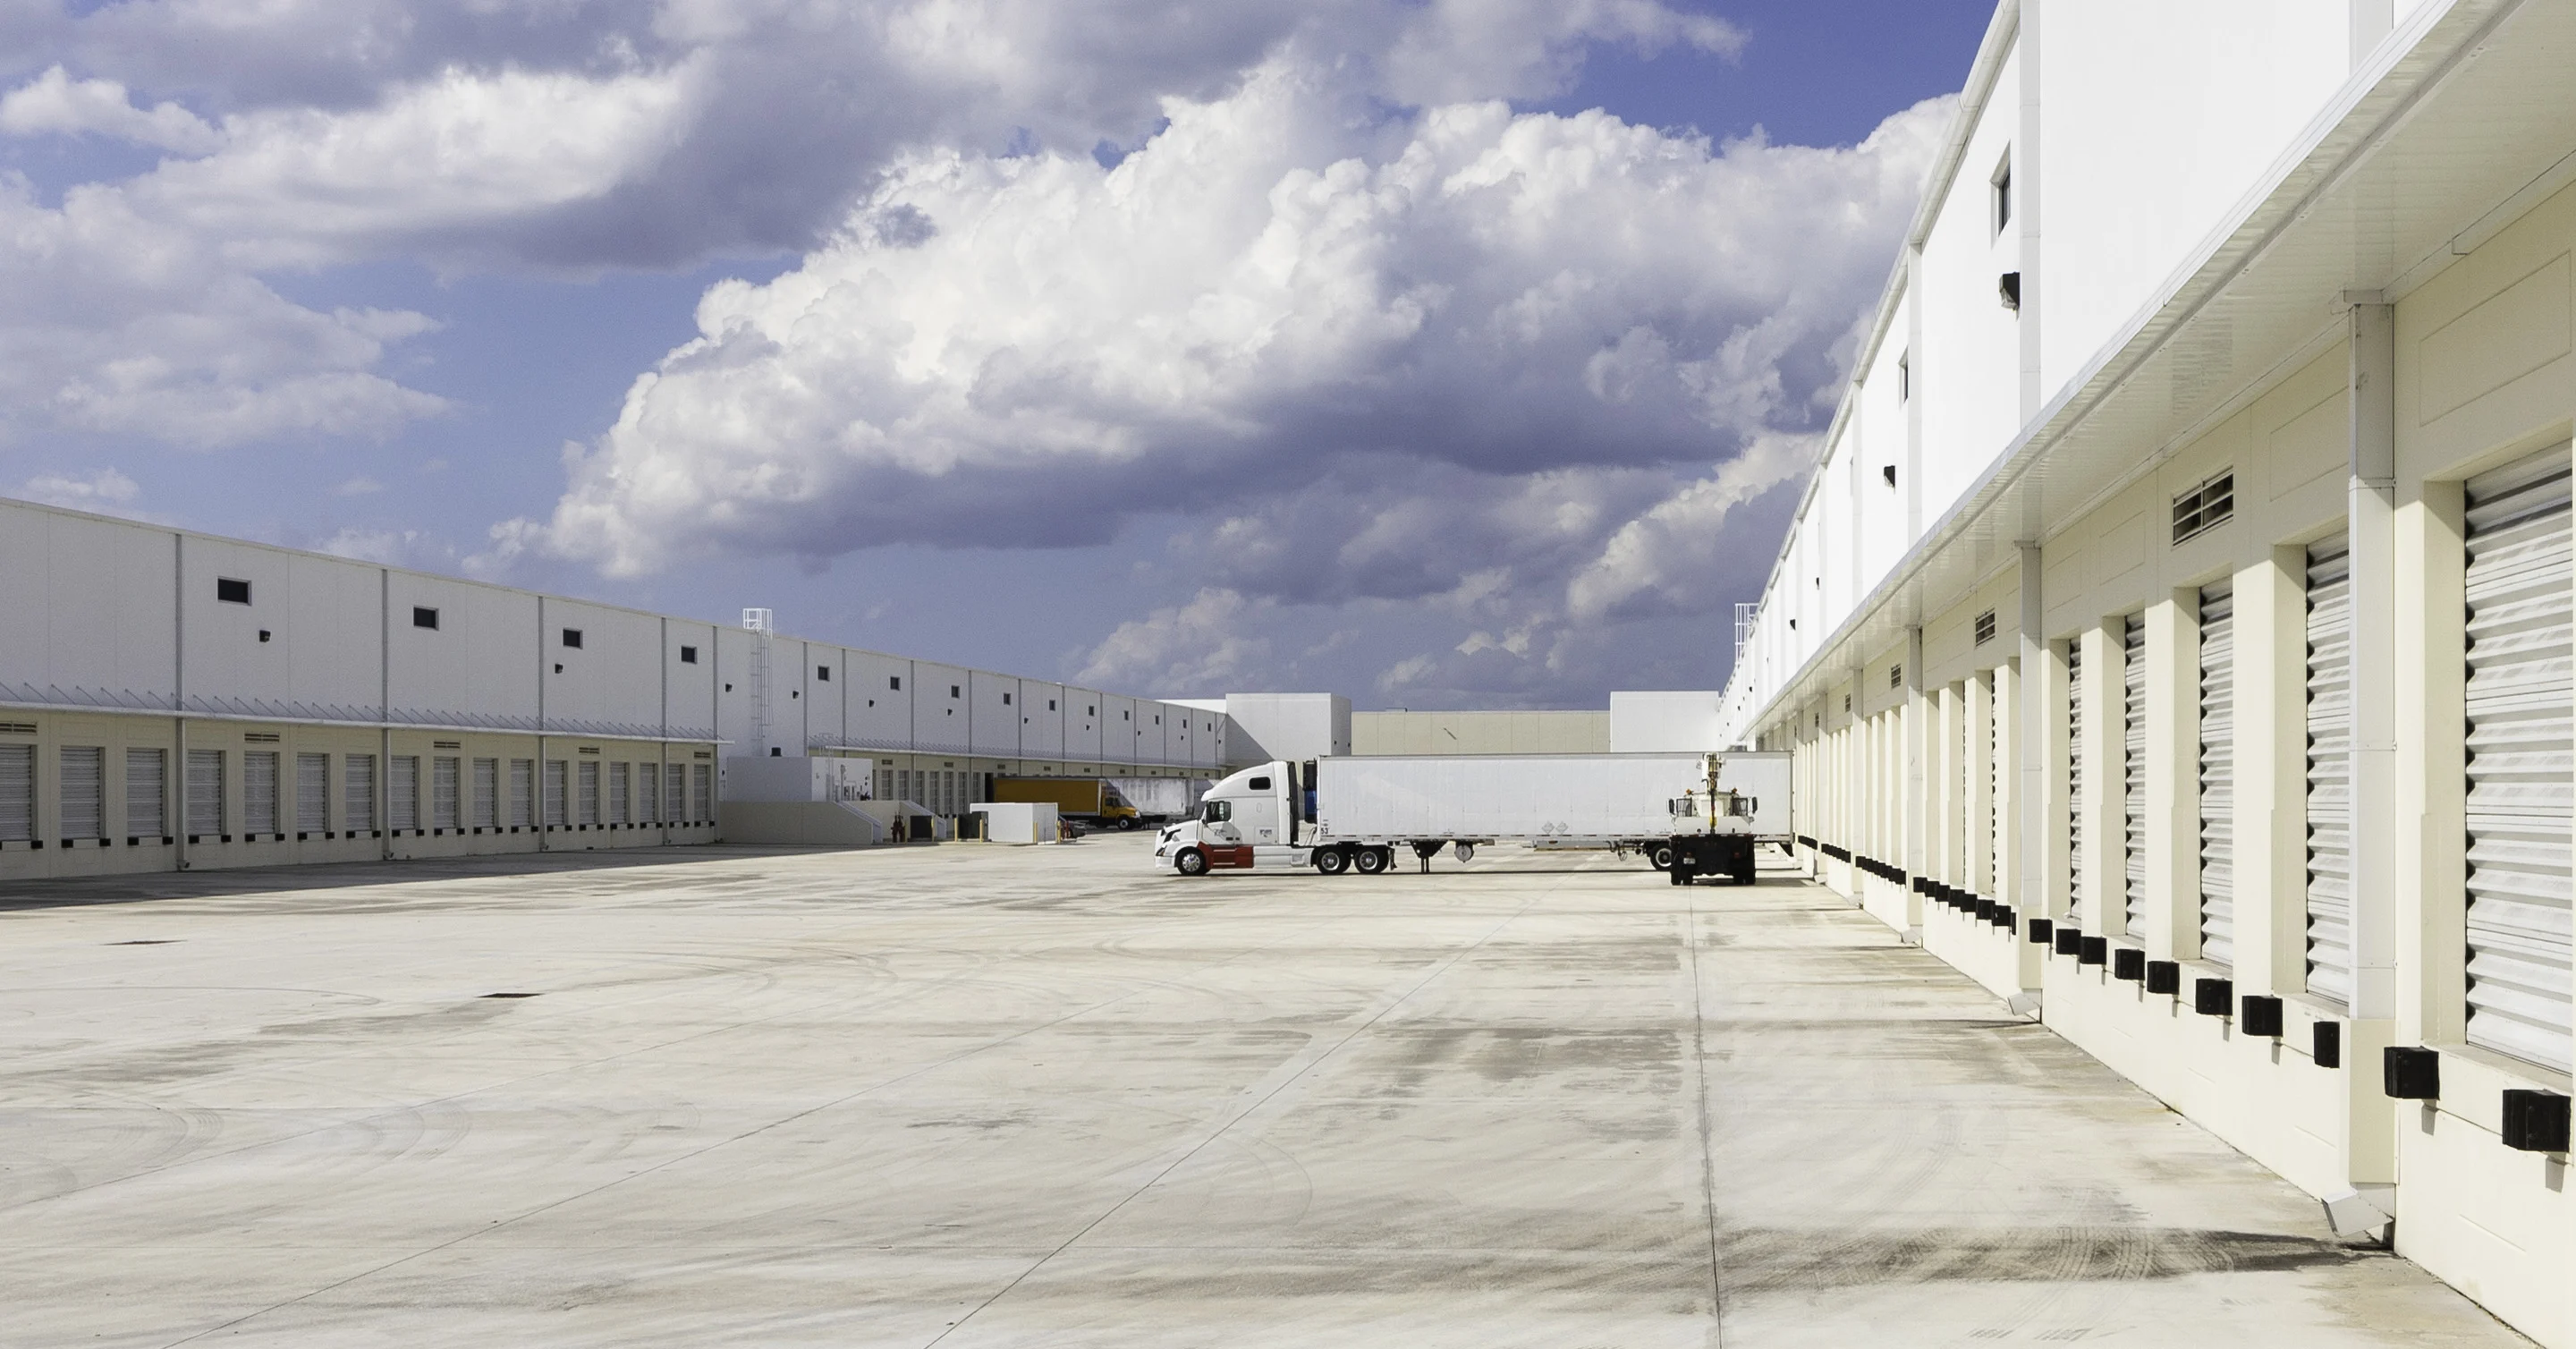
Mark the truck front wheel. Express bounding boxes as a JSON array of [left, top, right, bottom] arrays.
[[1117, 817, 1138, 830], [1174, 847, 1208, 877]]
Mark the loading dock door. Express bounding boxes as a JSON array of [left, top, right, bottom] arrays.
[[2198, 583, 2234, 966], [2304, 536, 2351, 1005], [2123, 614, 2147, 938], [2067, 642, 2084, 929], [2462, 446, 2573, 1073]]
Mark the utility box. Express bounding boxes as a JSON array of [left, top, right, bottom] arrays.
[[971, 802, 1059, 844]]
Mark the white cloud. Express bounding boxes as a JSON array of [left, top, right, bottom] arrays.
[[1075, 587, 1275, 691], [538, 61, 1948, 577], [0, 65, 221, 153], [20, 466, 140, 507], [1566, 430, 1819, 622], [0, 178, 445, 448]]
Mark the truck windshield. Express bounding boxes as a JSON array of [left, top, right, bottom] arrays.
[[1200, 800, 1232, 824]]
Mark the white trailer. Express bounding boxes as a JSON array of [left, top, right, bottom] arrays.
[[1105, 776, 1213, 823], [1153, 751, 1791, 882]]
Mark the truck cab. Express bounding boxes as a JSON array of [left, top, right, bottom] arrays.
[[1154, 761, 1313, 875]]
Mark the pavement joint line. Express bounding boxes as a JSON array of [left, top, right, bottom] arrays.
[[140, 909, 1354, 1347], [1685, 884, 1726, 1349], [919, 881, 1563, 1348]]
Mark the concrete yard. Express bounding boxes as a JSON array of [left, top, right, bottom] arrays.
[[0, 837, 2529, 1347]]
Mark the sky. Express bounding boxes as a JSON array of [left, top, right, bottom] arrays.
[[0, 0, 1995, 708]]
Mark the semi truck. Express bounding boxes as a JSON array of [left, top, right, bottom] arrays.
[[1153, 751, 1791, 883], [990, 777, 1142, 828]]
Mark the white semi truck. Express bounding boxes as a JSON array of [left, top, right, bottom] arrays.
[[1153, 751, 1792, 884]]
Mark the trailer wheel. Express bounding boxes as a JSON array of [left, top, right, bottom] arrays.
[[1648, 843, 1676, 871], [1315, 847, 1349, 875], [1174, 847, 1208, 877], [1354, 846, 1389, 875]]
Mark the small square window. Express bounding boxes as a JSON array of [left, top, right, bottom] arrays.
[[680, 645, 698, 664], [1003, 691, 1013, 705], [412, 607, 439, 630], [950, 685, 961, 699], [817, 666, 831, 682], [216, 578, 251, 605], [561, 628, 583, 649], [1048, 699, 1057, 711], [889, 675, 902, 691]]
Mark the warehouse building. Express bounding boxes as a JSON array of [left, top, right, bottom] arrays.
[[1716, 1, 2576, 1341], [0, 496, 1224, 881]]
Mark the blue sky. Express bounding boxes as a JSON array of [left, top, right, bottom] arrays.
[[0, 0, 1992, 707]]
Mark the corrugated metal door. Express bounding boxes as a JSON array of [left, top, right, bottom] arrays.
[[344, 754, 376, 833], [640, 761, 658, 823], [545, 761, 567, 827], [295, 753, 328, 832], [0, 743, 32, 841], [2199, 584, 2235, 965], [2123, 615, 2148, 937], [60, 746, 104, 839], [187, 750, 224, 836], [692, 764, 710, 820], [2463, 447, 2573, 1073], [2305, 537, 2352, 1003], [1988, 675, 2000, 895], [245, 751, 280, 835], [125, 749, 165, 838], [433, 757, 460, 830], [2067, 643, 2085, 928], [609, 761, 629, 825], [510, 759, 534, 827], [473, 758, 499, 828], [667, 764, 686, 822], [578, 760, 600, 826], [388, 756, 418, 830]]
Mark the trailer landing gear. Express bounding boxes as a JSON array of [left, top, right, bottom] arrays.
[[1411, 840, 1447, 872]]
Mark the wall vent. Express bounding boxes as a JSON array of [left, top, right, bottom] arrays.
[[2172, 471, 2234, 543], [1974, 610, 1997, 645]]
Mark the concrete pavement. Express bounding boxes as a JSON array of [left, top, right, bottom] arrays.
[[0, 837, 2529, 1345]]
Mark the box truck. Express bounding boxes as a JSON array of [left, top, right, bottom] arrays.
[[990, 777, 1142, 828], [1103, 776, 1213, 824], [1153, 752, 1790, 883]]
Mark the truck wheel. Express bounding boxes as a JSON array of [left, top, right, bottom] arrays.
[[1175, 847, 1208, 877], [1649, 843, 1676, 870], [1117, 817, 1138, 830], [1354, 846, 1388, 875], [1316, 848, 1349, 875]]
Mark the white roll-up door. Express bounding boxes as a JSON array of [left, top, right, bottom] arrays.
[[344, 754, 377, 832], [245, 751, 280, 836], [295, 753, 328, 832], [2462, 447, 2573, 1073], [609, 761, 629, 825], [2067, 642, 2085, 928], [510, 759, 534, 827], [433, 757, 460, 830], [473, 758, 500, 829], [2123, 615, 2148, 936], [0, 743, 32, 842], [692, 764, 711, 821], [388, 756, 418, 830], [639, 760, 659, 824], [2305, 536, 2352, 1004], [61, 746, 104, 839], [578, 759, 600, 826], [2199, 583, 2235, 965], [125, 748, 165, 838], [666, 764, 687, 823], [187, 750, 224, 836], [545, 761, 568, 827]]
